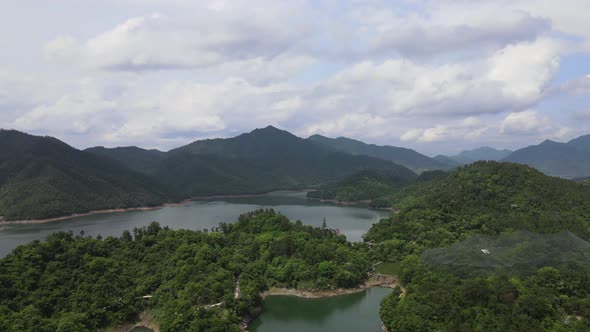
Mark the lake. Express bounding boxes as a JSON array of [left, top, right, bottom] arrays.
[[249, 287, 391, 332], [0, 191, 389, 257]]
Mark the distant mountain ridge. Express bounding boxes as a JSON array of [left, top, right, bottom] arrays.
[[438, 146, 513, 165], [95, 126, 417, 197], [307, 134, 451, 172], [503, 134, 590, 178]]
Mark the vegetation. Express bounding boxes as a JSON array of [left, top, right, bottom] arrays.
[[0, 210, 371, 331], [1, 127, 416, 221], [0, 130, 170, 221], [307, 134, 452, 172], [307, 169, 414, 202], [364, 161, 590, 331]]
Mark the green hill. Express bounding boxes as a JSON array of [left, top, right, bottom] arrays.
[[307, 134, 451, 172], [503, 134, 590, 178], [366, 161, 590, 331], [366, 161, 590, 251], [307, 169, 415, 203], [0, 130, 169, 221]]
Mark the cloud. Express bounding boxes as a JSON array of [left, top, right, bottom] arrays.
[[401, 117, 488, 143], [500, 109, 570, 138], [365, 7, 551, 58], [44, 7, 312, 72]]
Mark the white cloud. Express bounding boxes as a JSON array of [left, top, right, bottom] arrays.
[[500, 110, 570, 138], [44, 7, 312, 72], [401, 117, 488, 143]]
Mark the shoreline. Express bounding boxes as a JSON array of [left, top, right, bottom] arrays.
[[242, 274, 399, 331], [0, 200, 192, 225], [260, 274, 399, 299], [308, 197, 397, 212], [0, 189, 321, 226]]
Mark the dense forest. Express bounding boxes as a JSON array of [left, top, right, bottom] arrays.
[[365, 161, 590, 331], [0, 210, 371, 332], [0, 130, 170, 221], [307, 169, 415, 202]]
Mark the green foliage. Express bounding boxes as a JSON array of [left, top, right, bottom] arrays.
[[421, 231, 590, 278], [307, 169, 414, 202], [366, 161, 590, 256], [364, 161, 590, 331], [0, 210, 371, 331], [0, 130, 170, 220]]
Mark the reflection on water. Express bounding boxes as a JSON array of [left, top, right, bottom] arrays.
[[0, 191, 389, 257], [250, 288, 391, 332]]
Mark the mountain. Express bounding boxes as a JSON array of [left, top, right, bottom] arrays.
[[307, 134, 451, 172], [89, 126, 417, 197], [0, 130, 169, 221], [433, 154, 460, 168], [444, 146, 513, 165], [503, 134, 590, 178], [85, 146, 167, 175]]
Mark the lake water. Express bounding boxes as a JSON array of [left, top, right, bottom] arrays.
[[250, 287, 391, 332], [0, 191, 389, 257]]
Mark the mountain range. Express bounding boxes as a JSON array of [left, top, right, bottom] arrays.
[[503, 135, 590, 179], [2, 126, 590, 220], [307, 134, 452, 172], [435, 147, 513, 166]]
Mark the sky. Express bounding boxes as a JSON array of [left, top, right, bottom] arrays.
[[1, 0, 590, 156]]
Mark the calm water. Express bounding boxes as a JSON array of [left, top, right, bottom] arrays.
[[0, 191, 389, 257], [250, 287, 391, 332]]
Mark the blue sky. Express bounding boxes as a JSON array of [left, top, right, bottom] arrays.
[[1, 0, 590, 155]]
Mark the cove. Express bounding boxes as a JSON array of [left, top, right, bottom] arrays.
[[249, 287, 391, 332], [0, 191, 389, 257]]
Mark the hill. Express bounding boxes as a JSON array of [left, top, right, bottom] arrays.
[[307, 134, 450, 172], [503, 134, 590, 178], [366, 161, 590, 331], [307, 169, 414, 203], [0, 130, 169, 221], [365, 161, 590, 255], [91, 126, 417, 197]]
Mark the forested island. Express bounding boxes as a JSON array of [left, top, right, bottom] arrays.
[[0, 210, 373, 331]]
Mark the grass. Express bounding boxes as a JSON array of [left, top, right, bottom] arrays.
[[375, 262, 401, 275]]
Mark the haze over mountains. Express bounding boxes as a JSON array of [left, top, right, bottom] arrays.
[[503, 135, 590, 179], [2, 126, 590, 221]]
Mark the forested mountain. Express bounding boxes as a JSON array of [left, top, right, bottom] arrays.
[[0, 210, 370, 331], [0, 130, 169, 221], [91, 126, 417, 197], [503, 134, 590, 178], [307, 134, 451, 172], [440, 146, 513, 165], [365, 161, 590, 331], [85, 146, 167, 175]]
